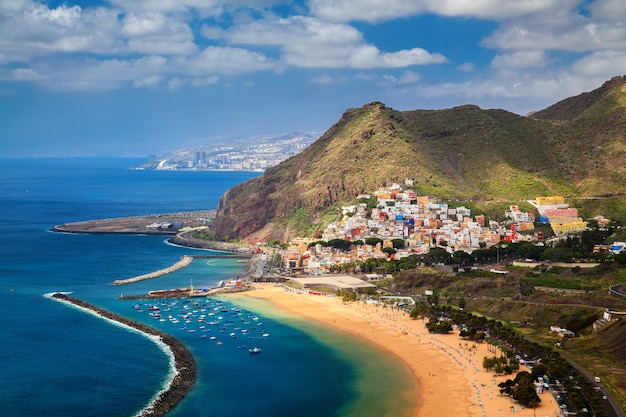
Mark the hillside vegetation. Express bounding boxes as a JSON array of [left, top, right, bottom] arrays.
[[213, 76, 626, 242]]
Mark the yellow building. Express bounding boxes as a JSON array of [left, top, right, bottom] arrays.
[[417, 196, 430, 205], [536, 196, 565, 206], [551, 221, 588, 234], [536, 196, 565, 205]]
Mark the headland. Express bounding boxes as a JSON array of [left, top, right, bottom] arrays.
[[50, 210, 215, 235]]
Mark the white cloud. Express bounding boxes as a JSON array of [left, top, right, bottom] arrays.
[[184, 46, 274, 74], [10, 67, 45, 80], [458, 63, 476, 72], [475, 0, 626, 54], [0, 1, 121, 61], [483, 21, 626, 52], [409, 69, 610, 114], [571, 50, 626, 78], [205, 16, 447, 68], [309, 0, 576, 23], [588, 0, 626, 22], [1, 0, 623, 104], [107, 0, 283, 15], [133, 74, 163, 88], [120, 12, 198, 55], [0, 2, 200, 62], [121, 12, 170, 37], [491, 50, 548, 69]]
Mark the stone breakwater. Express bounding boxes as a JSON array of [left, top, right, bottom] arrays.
[[113, 256, 194, 285], [50, 293, 196, 417]]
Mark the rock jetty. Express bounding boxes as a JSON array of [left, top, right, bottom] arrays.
[[112, 256, 194, 285], [50, 293, 196, 417]]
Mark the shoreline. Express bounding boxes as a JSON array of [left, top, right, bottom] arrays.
[[223, 284, 561, 417], [48, 292, 196, 417]]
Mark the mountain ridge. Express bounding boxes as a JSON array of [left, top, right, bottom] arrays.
[[213, 76, 626, 242]]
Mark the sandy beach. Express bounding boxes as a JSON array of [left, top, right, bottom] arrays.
[[225, 284, 560, 417]]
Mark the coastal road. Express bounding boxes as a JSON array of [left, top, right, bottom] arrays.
[[245, 254, 268, 278], [565, 358, 625, 417]]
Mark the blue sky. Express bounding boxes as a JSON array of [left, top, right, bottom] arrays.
[[2, 0, 626, 156]]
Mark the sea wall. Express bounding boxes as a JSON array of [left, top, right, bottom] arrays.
[[113, 256, 194, 285], [168, 233, 256, 254], [50, 293, 196, 417]]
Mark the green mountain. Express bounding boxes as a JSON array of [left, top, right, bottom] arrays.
[[213, 76, 626, 242]]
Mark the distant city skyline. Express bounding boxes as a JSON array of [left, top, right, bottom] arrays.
[[1, 0, 626, 157], [138, 131, 318, 171]]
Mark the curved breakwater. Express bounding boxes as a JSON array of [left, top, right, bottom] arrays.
[[113, 256, 194, 285], [47, 292, 196, 417]]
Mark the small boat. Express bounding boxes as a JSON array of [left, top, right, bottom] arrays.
[[249, 347, 261, 354]]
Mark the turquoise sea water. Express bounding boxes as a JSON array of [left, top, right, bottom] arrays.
[[0, 158, 414, 417]]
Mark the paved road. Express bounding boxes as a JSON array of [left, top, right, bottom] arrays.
[[565, 358, 625, 417]]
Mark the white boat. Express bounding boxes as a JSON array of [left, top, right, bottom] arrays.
[[249, 347, 261, 354]]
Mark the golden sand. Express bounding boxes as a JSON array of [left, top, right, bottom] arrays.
[[225, 284, 560, 417]]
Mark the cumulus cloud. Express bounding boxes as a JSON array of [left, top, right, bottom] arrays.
[[0, 1, 121, 61], [483, 21, 626, 52], [491, 50, 548, 69], [309, 0, 576, 23], [571, 50, 626, 78], [2, 0, 625, 104], [107, 0, 281, 15], [204, 16, 447, 68], [182, 46, 274, 75]]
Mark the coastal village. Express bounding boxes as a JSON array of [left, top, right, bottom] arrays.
[[280, 179, 615, 275], [52, 180, 626, 417]]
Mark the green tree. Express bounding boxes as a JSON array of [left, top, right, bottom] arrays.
[[327, 238, 352, 251], [365, 237, 383, 247], [499, 371, 541, 408], [391, 238, 406, 249], [382, 247, 397, 256]]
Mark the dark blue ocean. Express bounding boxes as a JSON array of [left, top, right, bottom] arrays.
[[0, 158, 413, 417]]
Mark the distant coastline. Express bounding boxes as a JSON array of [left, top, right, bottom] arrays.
[[49, 292, 196, 417]]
